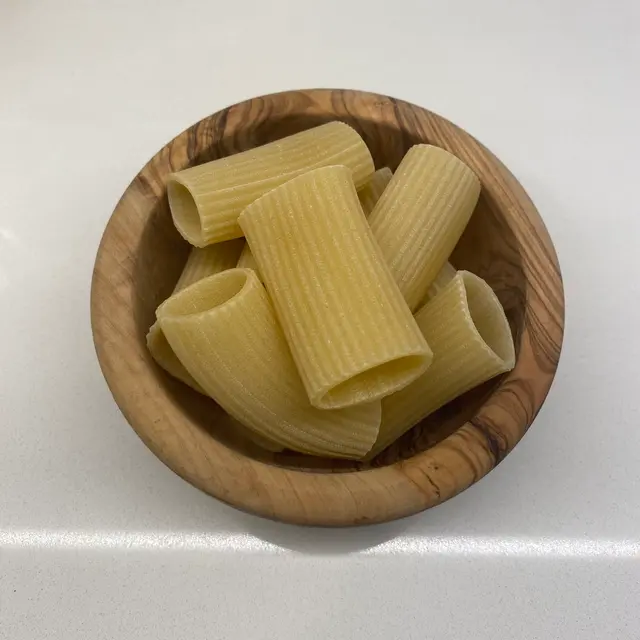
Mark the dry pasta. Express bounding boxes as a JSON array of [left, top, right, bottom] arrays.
[[174, 239, 245, 292], [157, 269, 382, 459], [147, 238, 244, 387], [236, 244, 262, 280], [167, 122, 374, 246], [358, 165, 455, 308], [368, 145, 481, 311], [146, 320, 283, 452], [368, 271, 515, 456], [239, 165, 433, 410], [418, 260, 457, 309], [358, 167, 392, 215], [146, 320, 205, 394]]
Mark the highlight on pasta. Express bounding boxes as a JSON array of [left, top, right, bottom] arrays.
[[146, 121, 515, 459]]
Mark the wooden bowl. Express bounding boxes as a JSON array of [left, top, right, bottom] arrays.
[[91, 89, 564, 526]]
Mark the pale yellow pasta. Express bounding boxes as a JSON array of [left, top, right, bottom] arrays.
[[239, 165, 433, 410], [167, 122, 375, 247], [146, 321, 283, 452], [236, 244, 262, 280], [147, 238, 244, 389], [358, 167, 393, 215], [368, 145, 481, 311], [368, 271, 515, 456], [174, 238, 245, 292], [418, 260, 457, 308], [157, 269, 381, 459], [358, 165, 454, 310], [146, 320, 205, 394], [244, 431, 285, 454]]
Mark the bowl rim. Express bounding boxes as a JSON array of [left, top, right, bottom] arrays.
[[91, 88, 565, 526]]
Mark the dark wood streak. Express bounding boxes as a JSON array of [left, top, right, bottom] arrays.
[[470, 417, 509, 465], [90, 89, 565, 526]]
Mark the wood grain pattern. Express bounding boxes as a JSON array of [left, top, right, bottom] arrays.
[[91, 89, 564, 526]]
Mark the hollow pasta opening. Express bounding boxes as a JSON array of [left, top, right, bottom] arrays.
[[461, 271, 515, 367], [167, 179, 204, 246], [320, 353, 431, 409], [158, 269, 250, 319]]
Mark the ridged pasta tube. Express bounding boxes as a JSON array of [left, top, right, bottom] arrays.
[[239, 165, 433, 410], [168, 122, 375, 246], [358, 166, 456, 304], [236, 244, 262, 280], [418, 260, 457, 309], [358, 167, 392, 215], [174, 239, 244, 292], [147, 238, 244, 387], [157, 269, 382, 459], [368, 145, 481, 311], [369, 271, 515, 456]]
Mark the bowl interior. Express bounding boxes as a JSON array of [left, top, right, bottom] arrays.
[[131, 109, 526, 473]]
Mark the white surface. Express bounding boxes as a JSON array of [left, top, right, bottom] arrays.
[[1, 0, 639, 638]]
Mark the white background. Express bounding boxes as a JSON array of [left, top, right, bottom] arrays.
[[1, 1, 639, 638]]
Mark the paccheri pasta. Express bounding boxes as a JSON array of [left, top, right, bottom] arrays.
[[369, 271, 515, 456], [357, 165, 456, 309], [147, 122, 515, 458], [174, 239, 245, 292], [147, 238, 245, 388], [368, 144, 481, 311], [239, 165, 433, 410], [358, 167, 393, 215], [236, 243, 262, 280], [167, 122, 374, 246], [158, 270, 381, 458]]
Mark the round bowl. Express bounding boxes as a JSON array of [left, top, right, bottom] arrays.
[[91, 89, 564, 526]]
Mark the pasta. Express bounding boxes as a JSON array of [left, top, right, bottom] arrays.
[[144, 121, 518, 461], [157, 269, 382, 459], [147, 238, 245, 387], [368, 271, 515, 456], [167, 122, 375, 247], [239, 165, 433, 410], [368, 145, 481, 311], [236, 244, 262, 280], [419, 260, 457, 308], [146, 320, 205, 393], [146, 321, 283, 452], [357, 165, 455, 309], [358, 167, 393, 215], [174, 239, 245, 292]]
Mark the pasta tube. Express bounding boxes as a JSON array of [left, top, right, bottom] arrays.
[[239, 165, 433, 410], [146, 320, 283, 453], [157, 269, 381, 459], [174, 239, 244, 292], [358, 167, 392, 215], [147, 238, 244, 388], [418, 260, 457, 309], [168, 122, 374, 246], [146, 320, 205, 394], [236, 244, 262, 280], [369, 271, 516, 456], [357, 165, 455, 308], [368, 145, 481, 310]]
